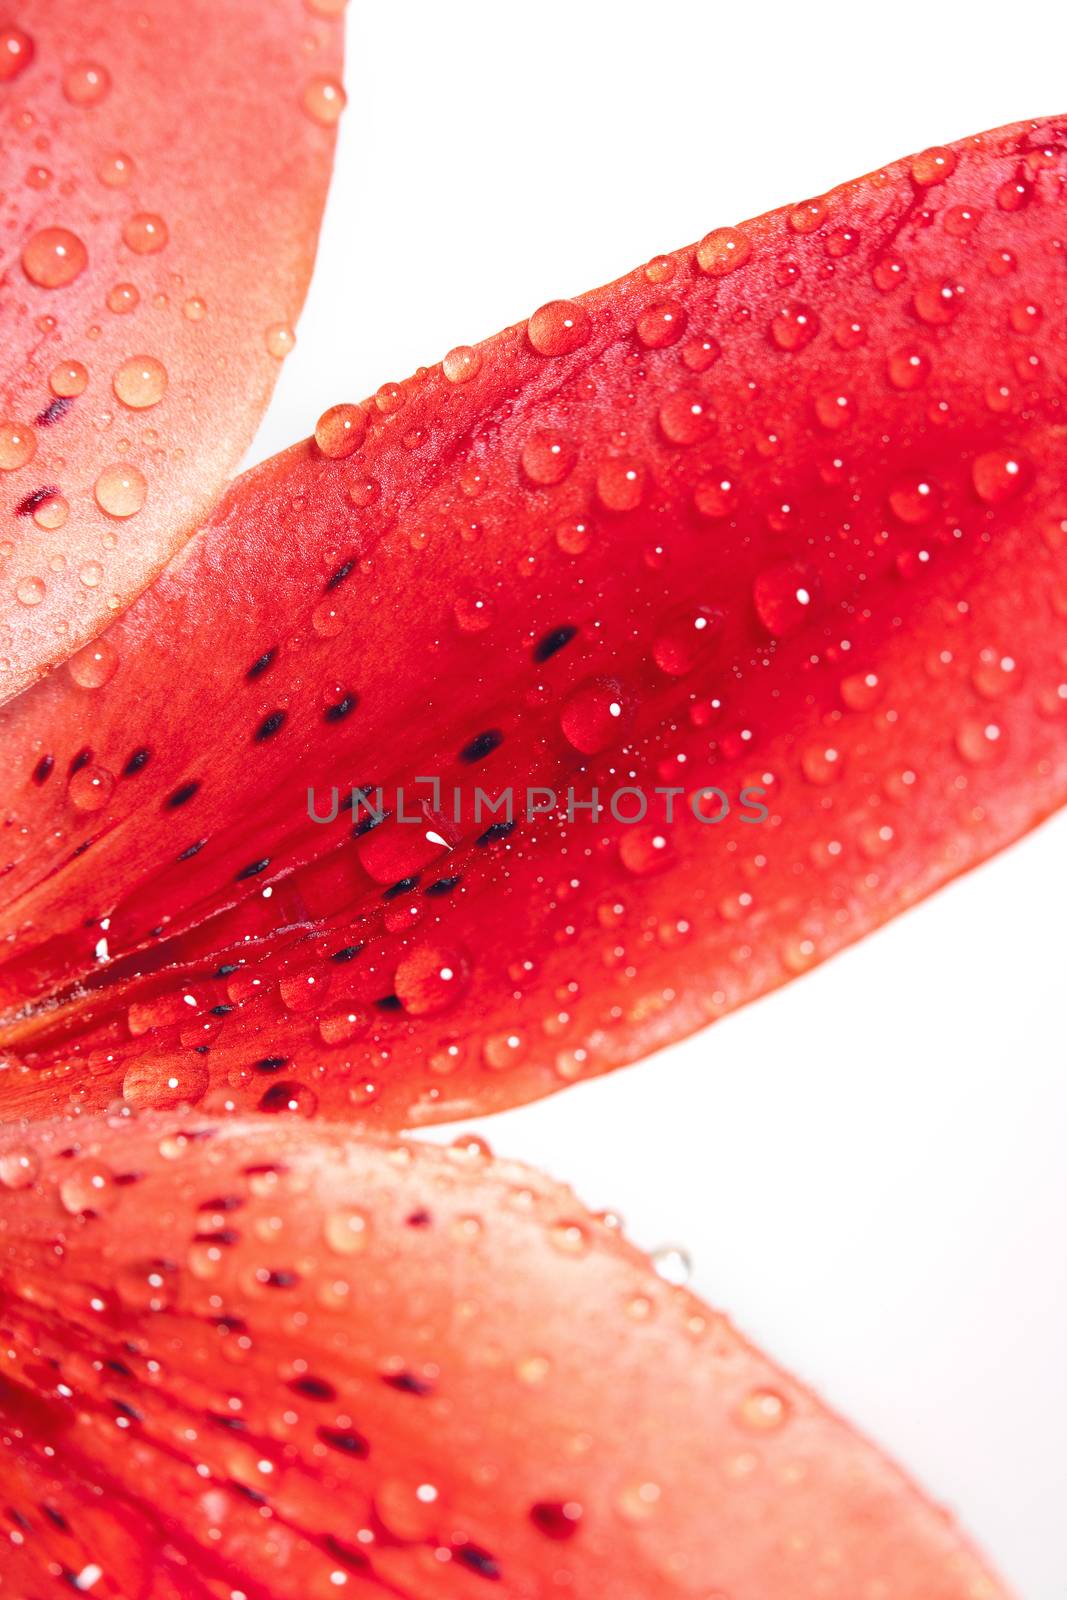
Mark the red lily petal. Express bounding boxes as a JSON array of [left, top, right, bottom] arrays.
[[0, 0, 343, 699], [1, 117, 1067, 1124], [0, 1112, 1009, 1598]]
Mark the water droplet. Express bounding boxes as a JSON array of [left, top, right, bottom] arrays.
[[106, 282, 140, 315], [279, 968, 332, 1012], [265, 323, 296, 360], [652, 606, 722, 676], [98, 150, 135, 187], [888, 475, 938, 525], [971, 649, 1017, 699], [0, 26, 34, 82], [69, 762, 115, 811], [0, 421, 36, 471], [59, 1159, 118, 1216], [394, 944, 469, 1015], [63, 60, 111, 105], [16, 576, 45, 607], [183, 295, 207, 321], [50, 360, 89, 397], [800, 740, 843, 785], [0, 1148, 38, 1189], [122, 213, 168, 255], [527, 299, 590, 357], [696, 226, 750, 276], [22, 227, 88, 288], [68, 638, 119, 689], [972, 449, 1028, 504], [556, 517, 593, 555], [840, 671, 883, 711], [635, 300, 686, 349], [325, 1209, 369, 1254], [910, 146, 956, 186], [302, 74, 346, 126], [736, 1387, 790, 1432], [122, 1058, 208, 1110], [560, 676, 628, 754], [887, 347, 930, 390], [616, 1481, 661, 1522], [483, 1030, 526, 1070], [596, 457, 645, 512], [113, 355, 167, 409], [955, 717, 1002, 765], [619, 826, 673, 875], [521, 428, 576, 485], [95, 462, 147, 517], [33, 493, 68, 530], [549, 1220, 588, 1255], [769, 301, 818, 352], [315, 403, 367, 459], [442, 345, 481, 384], [913, 277, 961, 326], [753, 562, 815, 636]]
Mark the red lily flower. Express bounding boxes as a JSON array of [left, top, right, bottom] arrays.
[[1, 7, 1063, 1589]]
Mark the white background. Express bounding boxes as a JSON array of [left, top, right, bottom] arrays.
[[247, 6, 1067, 1594]]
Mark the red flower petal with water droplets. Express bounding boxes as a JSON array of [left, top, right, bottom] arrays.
[[1, 118, 1067, 1124], [0, 1112, 1010, 1598], [0, 0, 343, 700]]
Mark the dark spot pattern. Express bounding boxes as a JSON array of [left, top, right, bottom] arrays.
[[254, 710, 287, 743], [454, 1544, 501, 1582], [425, 875, 461, 896], [123, 748, 151, 776], [329, 944, 364, 963], [235, 858, 270, 881], [459, 728, 504, 764], [32, 755, 54, 786], [15, 486, 59, 518], [35, 396, 72, 428], [533, 624, 578, 661], [324, 693, 358, 722], [165, 781, 200, 809], [382, 875, 419, 900], [246, 648, 276, 681], [477, 820, 515, 846], [317, 1426, 369, 1458], [325, 559, 354, 591]]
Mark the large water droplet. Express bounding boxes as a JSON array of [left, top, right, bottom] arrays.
[[22, 227, 88, 288]]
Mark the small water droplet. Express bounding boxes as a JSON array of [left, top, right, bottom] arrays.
[[315, 403, 366, 458], [69, 762, 115, 811], [0, 421, 36, 471], [442, 345, 481, 384], [394, 945, 469, 1015], [63, 60, 111, 105], [122, 213, 168, 255], [696, 226, 750, 276], [95, 462, 147, 517], [302, 74, 346, 126], [113, 355, 167, 409], [68, 638, 119, 689], [527, 299, 590, 357]]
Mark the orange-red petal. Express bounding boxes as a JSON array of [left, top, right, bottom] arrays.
[[0, 118, 1066, 1124], [0, 1113, 1010, 1598], [0, 0, 343, 698]]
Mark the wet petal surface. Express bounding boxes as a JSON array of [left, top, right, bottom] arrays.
[[0, 0, 343, 697]]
